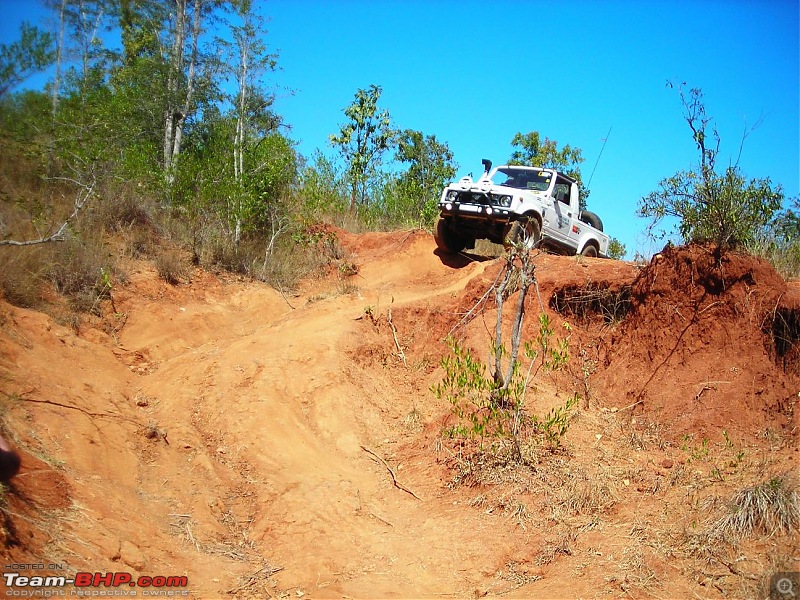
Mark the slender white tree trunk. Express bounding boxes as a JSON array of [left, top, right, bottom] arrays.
[[163, 0, 186, 188], [48, 0, 67, 175], [232, 27, 249, 245], [170, 0, 201, 180]]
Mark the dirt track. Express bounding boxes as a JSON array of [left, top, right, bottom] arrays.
[[1, 230, 798, 598]]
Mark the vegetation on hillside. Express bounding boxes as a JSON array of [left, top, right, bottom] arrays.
[[638, 82, 799, 275], [0, 1, 463, 312], [0, 5, 797, 318]]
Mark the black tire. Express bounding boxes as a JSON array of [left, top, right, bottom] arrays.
[[434, 217, 468, 253], [504, 216, 541, 250], [580, 243, 598, 258], [579, 210, 603, 232]]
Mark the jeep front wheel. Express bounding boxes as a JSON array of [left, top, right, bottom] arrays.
[[434, 217, 469, 253], [504, 217, 541, 250]]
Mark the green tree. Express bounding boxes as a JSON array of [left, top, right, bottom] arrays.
[[394, 129, 457, 226], [221, 0, 280, 242], [330, 84, 394, 213], [508, 131, 588, 209], [607, 238, 626, 260], [298, 150, 349, 218], [638, 84, 783, 249], [0, 23, 55, 98]]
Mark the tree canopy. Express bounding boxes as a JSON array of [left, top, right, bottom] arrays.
[[638, 85, 784, 249], [508, 131, 589, 209]]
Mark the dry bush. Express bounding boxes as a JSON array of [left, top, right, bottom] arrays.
[[155, 248, 189, 285], [120, 226, 159, 259], [710, 474, 800, 540], [259, 240, 334, 290], [94, 191, 154, 232], [203, 235, 269, 277], [48, 235, 114, 313], [0, 246, 47, 308]]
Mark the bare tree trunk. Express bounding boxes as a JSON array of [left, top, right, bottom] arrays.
[[231, 20, 249, 245], [79, 2, 104, 95], [163, 0, 187, 189], [48, 0, 68, 176], [170, 0, 201, 183]]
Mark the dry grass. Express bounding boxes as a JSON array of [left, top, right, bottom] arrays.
[[155, 248, 189, 285], [551, 466, 619, 518], [551, 283, 632, 323], [48, 235, 114, 313], [0, 246, 48, 308], [94, 190, 155, 232], [710, 474, 800, 540]]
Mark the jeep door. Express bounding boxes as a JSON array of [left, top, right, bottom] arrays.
[[550, 177, 575, 244]]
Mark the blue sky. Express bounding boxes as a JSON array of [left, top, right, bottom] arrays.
[[2, 0, 798, 258]]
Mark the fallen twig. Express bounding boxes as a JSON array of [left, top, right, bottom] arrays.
[[603, 399, 643, 413], [226, 564, 284, 595], [276, 284, 297, 310], [0, 389, 142, 426], [693, 380, 731, 401], [387, 308, 406, 366], [360, 445, 421, 501]]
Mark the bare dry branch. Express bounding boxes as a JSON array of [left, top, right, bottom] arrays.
[[0, 179, 95, 247]]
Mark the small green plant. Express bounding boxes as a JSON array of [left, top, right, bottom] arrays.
[[691, 438, 710, 461], [434, 338, 504, 441], [433, 248, 578, 459], [538, 393, 578, 449], [722, 429, 733, 448]]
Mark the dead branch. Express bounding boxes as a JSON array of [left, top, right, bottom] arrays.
[[0, 178, 95, 247], [226, 564, 284, 595], [360, 445, 421, 501], [445, 264, 505, 340], [387, 308, 406, 366]]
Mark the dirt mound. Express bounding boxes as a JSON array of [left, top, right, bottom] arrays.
[[594, 244, 799, 440]]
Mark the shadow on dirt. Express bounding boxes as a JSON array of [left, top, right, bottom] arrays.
[[433, 249, 494, 268]]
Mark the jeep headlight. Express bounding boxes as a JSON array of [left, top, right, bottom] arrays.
[[446, 190, 458, 202], [497, 195, 512, 207]]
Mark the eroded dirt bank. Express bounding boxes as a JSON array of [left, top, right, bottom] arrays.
[[1, 231, 797, 598]]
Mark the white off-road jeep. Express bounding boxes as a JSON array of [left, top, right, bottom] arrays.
[[435, 159, 610, 257]]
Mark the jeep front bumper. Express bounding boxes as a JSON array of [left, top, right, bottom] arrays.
[[438, 200, 512, 220]]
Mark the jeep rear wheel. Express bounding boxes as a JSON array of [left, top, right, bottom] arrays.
[[580, 243, 598, 257], [434, 217, 469, 254], [504, 217, 541, 250]]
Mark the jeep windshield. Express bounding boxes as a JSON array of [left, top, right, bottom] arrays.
[[494, 167, 552, 191]]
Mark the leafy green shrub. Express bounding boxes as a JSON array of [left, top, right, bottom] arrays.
[[607, 238, 627, 260], [433, 312, 577, 458], [638, 85, 783, 250]]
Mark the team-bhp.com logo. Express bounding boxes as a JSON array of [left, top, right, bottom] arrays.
[[3, 570, 189, 596]]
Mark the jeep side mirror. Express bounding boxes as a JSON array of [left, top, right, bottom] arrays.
[[481, 159, 492, 173]]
